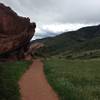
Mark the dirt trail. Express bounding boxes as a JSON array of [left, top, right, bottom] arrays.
[[19, 59, 59, 100]]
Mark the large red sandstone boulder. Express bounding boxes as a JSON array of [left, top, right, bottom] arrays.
[[0, 3, 36, 61]]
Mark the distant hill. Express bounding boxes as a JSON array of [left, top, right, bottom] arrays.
[[32, 24, 100, 59]]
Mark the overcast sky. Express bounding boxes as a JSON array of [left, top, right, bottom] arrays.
[[1, 0, 100, 39]]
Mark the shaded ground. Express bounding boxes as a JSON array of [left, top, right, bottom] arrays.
[[19, 59, 59, 100]]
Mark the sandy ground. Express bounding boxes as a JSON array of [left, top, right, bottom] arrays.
[[18, 59, 59, 100]]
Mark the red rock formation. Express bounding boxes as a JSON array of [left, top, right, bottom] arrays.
[[0, 3, 36, 61]]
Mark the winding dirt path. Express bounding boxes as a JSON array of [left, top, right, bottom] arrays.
[[18, 59, 59, 100]]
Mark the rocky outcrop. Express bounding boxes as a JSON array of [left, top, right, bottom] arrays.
[[0, 3, 36, 61]]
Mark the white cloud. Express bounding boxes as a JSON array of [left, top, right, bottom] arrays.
[[32, 23, 96, 40], [42, 24, 90, 33]]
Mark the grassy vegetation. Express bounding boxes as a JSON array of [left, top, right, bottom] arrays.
[[44, 58, 100, 100], [33, 25, 100, 59], [0, 61, 32, 100]]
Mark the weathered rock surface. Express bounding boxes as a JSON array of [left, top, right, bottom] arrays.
[[0, 3, 36, 61]]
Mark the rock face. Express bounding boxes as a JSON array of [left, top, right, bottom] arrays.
[[0, 3, 36, 61]]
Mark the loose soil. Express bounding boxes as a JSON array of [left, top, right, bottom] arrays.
[[19, 59, 59, 100]]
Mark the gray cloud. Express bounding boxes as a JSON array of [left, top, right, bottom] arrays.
[[1, 0, 100, 25], [1, 0, 100, 39]]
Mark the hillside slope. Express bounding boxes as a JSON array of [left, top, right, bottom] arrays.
[[32, 24, 100, 59]]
